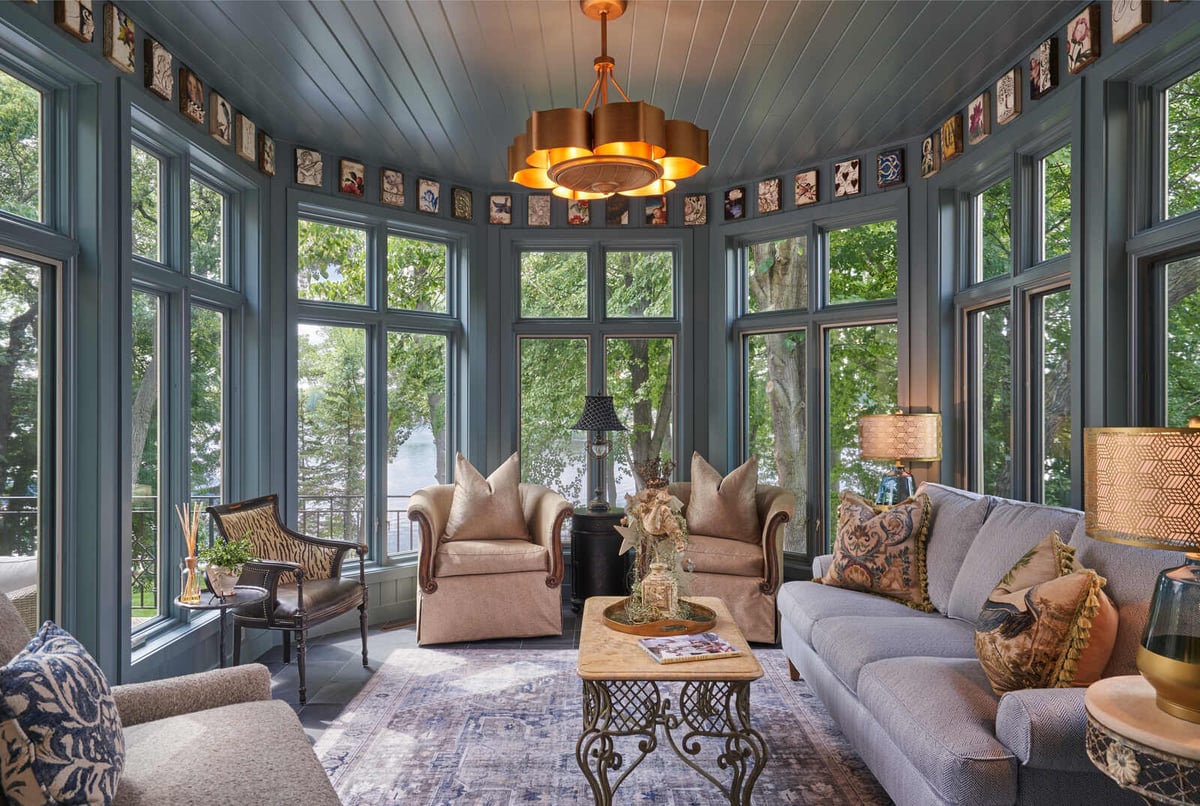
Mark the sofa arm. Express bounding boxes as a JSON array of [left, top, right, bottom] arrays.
[[812, 553, 834, 578], [112, 663, 272, 727], [996, 687, 1094, 773]]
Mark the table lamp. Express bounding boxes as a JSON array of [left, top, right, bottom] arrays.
[[858, 413, 942, 506], [571, 394, 626, 512], [1085, 424, 1200, 723]]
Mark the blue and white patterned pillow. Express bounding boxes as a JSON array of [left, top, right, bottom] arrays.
[[0, 622, 124, 805]]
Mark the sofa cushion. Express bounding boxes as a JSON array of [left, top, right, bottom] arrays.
[[443, 452, 529, 541], [812, 615, 976, 692], [0, 623, 124, 806], [946, 498, 1082, 622], [917, 483, 991, 613], [433, 539, 549, 578], [822, 492, 934, 611], [685, 452, 761, 544], [776, 579, 939, 644], [682, 534, 764, 577], [858, 656, 1016, 805]]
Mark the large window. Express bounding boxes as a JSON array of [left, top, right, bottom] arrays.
[[0, 68, 42, 222], [1163, 255, 1200, 425], [969, 304, 1013, 496], [1166, 69, 1200, 221]]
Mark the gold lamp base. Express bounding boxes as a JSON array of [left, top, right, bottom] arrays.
[[1137, 644, 1200, 723]]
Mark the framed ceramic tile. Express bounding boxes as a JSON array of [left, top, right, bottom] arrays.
[[488, 194, 512, 225], [996, 68, 1021, 125], [1112, 0, 1150, 44], [941, 114, 963, 162], [55, 0, 94, 42], [339, 160, 365, 197], [920, 133, 940, 179], [967, 92, 990, 145], [724, 187, 745, 220], [567, 200, 590, 225], [257, 132, 275, 176], [380, 168, 404, 207], [528, 194, 551, 227], [209, 92, 232, 145], [606, 195, 629, 226], [102, 3, 134, 73], [418, 178, 440, 213], [645, 196, 666, 226], [794, 170, 818, 206], [452, 187, 472, 221], [683, 194, 707, 226], [179, 67, 204, 125], [294, 148, 322, 187], [1066, 6, 1100, 74], [233, 114, 255, 161], [1030, 38, 1058, 99], [757, 177, 781, 214], [877, 149, 904, 188], [144, 39, 172, 100], [833, 159, 861, 197]]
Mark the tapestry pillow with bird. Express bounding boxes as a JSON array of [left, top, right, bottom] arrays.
[[975, 531, 1118, 694]]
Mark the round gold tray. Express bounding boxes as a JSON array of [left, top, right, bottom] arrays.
[[601, 598, 717, 636]]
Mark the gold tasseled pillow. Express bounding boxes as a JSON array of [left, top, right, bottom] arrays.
[[820, 491, 934, 612], [442, 452, 530, 542], [975, 531, 1118, 694]]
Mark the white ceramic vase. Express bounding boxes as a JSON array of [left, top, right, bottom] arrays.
[[206, 565, 239, 598]]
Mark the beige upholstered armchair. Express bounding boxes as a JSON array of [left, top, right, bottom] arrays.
[[207, 494, 367, 704], [668, 482, 796, 643], [408, 482, 572, 645]]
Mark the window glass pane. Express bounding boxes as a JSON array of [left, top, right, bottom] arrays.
[[745, 330, 806, 552], [190, 306, 223, 518], [0, 70, 41, 222], [387, 236, 447, 313], [189, 179, 225, 282], [606, 337, 674, 504], [828, 220, 897, 304], [131, 291, 162, 629], [297, 219, 368, 305], [1166, 71, 1200, 220], [745, 237, 807, 314], [826, 324, 898, 544], [296, 325, 366, 542], [977, 179, 1012, 282], [1042, 145, 1071, 260], [386, 331, 447, 554], [605, 251, 673, 318], [0, 257, 42, 624], [1166, 256, 1200, 426], [520, 251, 587, 318], [131, 147, 161, 262], [1038, 290, 1071, 506], [519, 338, 587, 503], [974, 304, 1013, 495]]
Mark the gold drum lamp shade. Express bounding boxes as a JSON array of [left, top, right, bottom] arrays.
[[1084, 425, 1200, 723], [507, 0, 708, 200], [858, 413, 942, 507]]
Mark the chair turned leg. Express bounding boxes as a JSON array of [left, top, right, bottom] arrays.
[[787, 658, 801, 681], [359, 601, 368, 668], [232, 622, 242, 665], [282, 629, 291, 664], [297, 628, 307, 705]]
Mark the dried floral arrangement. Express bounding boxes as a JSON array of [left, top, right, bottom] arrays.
[[614, 482, 692, 623]]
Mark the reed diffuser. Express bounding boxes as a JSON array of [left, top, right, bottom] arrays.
[[176, 502, 203, 603]]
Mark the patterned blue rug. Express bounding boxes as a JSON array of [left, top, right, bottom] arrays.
[[314, 647, 890, 805]]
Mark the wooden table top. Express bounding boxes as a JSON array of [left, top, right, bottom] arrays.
[[577, 596, 764, 682], [1086, 674, 1200, 761]]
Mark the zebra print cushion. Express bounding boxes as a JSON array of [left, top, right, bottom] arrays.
[[0, 622, 124, 805]]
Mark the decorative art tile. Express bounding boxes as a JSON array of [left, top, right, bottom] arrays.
[[567, 200, 590, 225], [1112, 0, 1150, 43], [295, 148, 323, 187], [179, 67, 204, 125], [528, 194, 551, 226], [1066, 6, 1100, 74], [877, 149, 904, 188], [209, 92, 232, 146], [489, 194, 512, 225], [234, 114, 255, 161], [606, 195, 629, 226], [143, 39, 172, 100], [967, 92, 990, 145], [996, 68, 1021, 125], [1030, 38, 1058, 99], [418, 178, 440, 213], [380, 169, 404, 207], [683, 194, 707, 226], [452, 187, 472, 221], [645, 196, 666, 226], [724, 187, 745, 220], [339, 159, 365, 197], [833, 159, 860, 197], [257, 132, 275, 176], [757, 177, 781, 214], [941, 114, 963, 162], [794, 170, 818, 206], [920, 133, 940, 179], [55, 0, 94, 42], [102, 3, 134, 73]]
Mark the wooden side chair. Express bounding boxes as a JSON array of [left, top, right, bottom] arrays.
[[207, 494, 367, 704]]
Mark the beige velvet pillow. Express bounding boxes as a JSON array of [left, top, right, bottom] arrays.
[[684, 452, 761, 543], [442, 452, 530, 542]]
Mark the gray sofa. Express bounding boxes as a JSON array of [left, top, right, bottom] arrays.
[[778, 482, 1183, 806], [0, 591, 340, 806]]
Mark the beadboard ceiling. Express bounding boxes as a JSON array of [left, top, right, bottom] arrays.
[[124, 0, 1075, 189]]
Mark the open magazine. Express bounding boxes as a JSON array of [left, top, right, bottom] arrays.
[[638, 632, 742, 664]]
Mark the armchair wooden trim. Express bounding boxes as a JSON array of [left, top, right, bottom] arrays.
[[758, 490, 794, 595]]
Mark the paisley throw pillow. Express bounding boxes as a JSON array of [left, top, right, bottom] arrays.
[[0, 622, 124, 805], [821, 491, 934, 611]]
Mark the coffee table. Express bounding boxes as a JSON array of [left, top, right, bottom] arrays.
[[576, 595, 767, 805]]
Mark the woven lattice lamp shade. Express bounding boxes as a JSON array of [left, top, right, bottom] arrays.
[[571, 395, 627, 433]]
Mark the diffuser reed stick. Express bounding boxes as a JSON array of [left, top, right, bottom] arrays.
[[176, 501, 203, 603]]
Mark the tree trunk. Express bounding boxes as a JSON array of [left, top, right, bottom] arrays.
[[130, 351, 158, 489]]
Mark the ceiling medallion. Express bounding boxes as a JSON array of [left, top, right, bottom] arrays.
[[507, 0, 708, 200]]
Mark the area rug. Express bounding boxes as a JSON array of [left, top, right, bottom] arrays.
[[315, 646, 890, 805]]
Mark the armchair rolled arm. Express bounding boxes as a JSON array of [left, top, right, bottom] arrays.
[[756, 486, 796, 594], [996, 687, 1094, 772], [409, 486, 453, 595], [521, 484, 572, 588], [112, 664, 271, 727]]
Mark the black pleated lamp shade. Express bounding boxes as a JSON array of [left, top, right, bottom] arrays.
[[571, 395, 627, 432]]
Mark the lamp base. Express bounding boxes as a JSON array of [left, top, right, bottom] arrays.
[[1137, 643, 1200, 723], [874, 465, 916, 507]]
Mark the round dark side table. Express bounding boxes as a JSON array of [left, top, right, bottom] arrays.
[[570, 507, 632, 613], [174, 585, 270, 668]]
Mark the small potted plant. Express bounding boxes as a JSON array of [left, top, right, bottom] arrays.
[[200, 532, 255, 598]]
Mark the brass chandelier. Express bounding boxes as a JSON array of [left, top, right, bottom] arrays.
[[507, 0, 708, 200]]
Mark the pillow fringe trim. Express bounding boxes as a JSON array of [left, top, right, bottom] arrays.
[[1051, 570, 1106, 688]]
